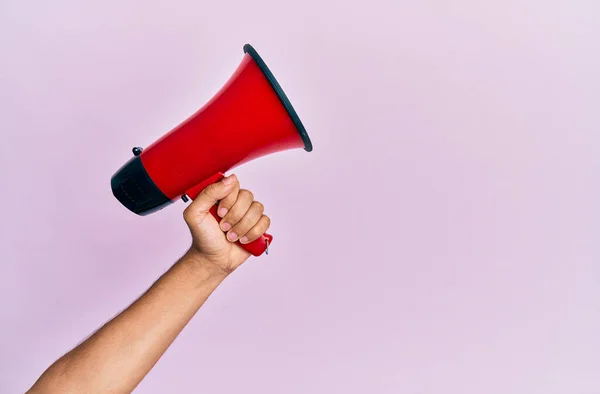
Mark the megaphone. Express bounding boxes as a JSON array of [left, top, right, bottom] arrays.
[[111, 44, 313, 256]]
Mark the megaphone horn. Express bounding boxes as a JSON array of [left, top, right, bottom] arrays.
[[111, 44, 313, 256]]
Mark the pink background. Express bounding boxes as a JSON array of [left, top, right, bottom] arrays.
[[2, 0, 599, 393]]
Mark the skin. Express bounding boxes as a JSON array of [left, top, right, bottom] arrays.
[[26, 174, 270, 394]]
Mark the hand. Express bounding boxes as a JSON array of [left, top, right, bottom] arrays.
[[183, 174, 271, 274]]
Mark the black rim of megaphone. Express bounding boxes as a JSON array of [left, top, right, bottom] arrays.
[[243, 44, 313, 152]]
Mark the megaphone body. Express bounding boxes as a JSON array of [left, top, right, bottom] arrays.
[[111, 44, 312, 256]]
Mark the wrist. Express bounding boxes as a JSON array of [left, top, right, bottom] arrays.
[[182, 248, 232, 281]]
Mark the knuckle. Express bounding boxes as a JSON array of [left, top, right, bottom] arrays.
[[239, 189, 254, 201], [241, 214, 256, 227], [224, 214, 242, 227], [219, 197, 233, 208], [252, 201, 264, 212], [202, 185, 217, 199], [227, 208, 243, 221], [244, 229, 260, 241], [182, 207, 193, 223]]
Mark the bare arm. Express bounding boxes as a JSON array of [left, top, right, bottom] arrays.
[[27, 251, 227, 394], [27, 174, 270, 394]]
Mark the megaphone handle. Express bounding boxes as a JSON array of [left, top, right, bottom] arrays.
[[207, 204, 273, 256], [184, 173, 273, 257]]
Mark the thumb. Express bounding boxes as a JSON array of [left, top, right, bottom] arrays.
[[188, 174, 237, 215]]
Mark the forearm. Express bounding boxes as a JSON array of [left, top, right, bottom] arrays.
[[28, 250, 229, 394]]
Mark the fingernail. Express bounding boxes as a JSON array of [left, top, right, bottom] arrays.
[[218, 207, 228, 217], [240, 236, 248, 244], [228, 232, 238, 241], [223, 175, 235, 185], [221, 222, 231, 231]]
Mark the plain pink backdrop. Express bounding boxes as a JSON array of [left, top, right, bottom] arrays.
[[1, 0, 599, 393]]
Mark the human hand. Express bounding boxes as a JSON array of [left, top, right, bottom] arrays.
[[183, 174, 271, 274]]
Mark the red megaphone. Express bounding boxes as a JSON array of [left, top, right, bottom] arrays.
[[111, 44, 313, 256]]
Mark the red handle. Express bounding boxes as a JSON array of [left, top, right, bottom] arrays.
[[184, 173, 272, 257]]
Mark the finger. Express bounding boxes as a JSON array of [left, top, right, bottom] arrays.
[[187, 174, 237, 216], [227, 201, 265, 242], [219, 189, 253, 234], [216, 175, 240, 218], [239, 215, 271, 244]]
